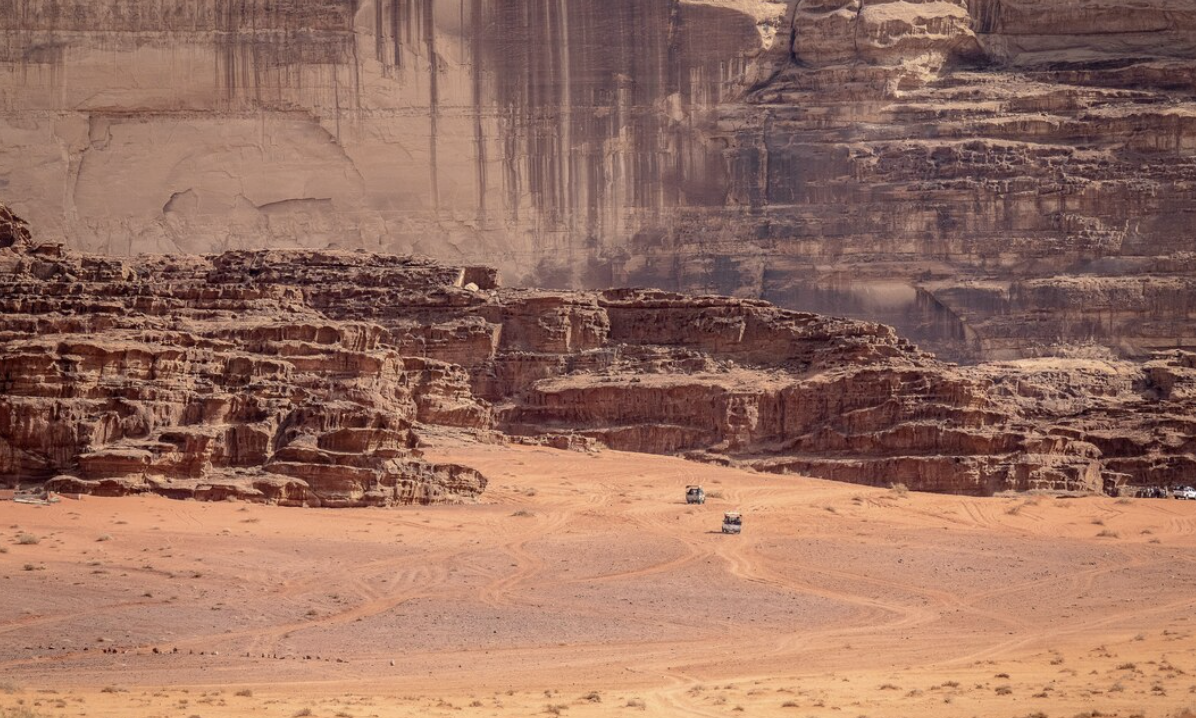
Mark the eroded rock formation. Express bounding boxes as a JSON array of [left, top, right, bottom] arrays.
[[2, 0, 1194, 361], [4, 204, 1193, 498], [715, 0, 1196, 361], [0, 213, 491, 505]]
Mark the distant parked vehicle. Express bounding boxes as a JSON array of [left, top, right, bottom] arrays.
[[686, 486, 706, 505], [722, 512, 742, 534], [1178, 487, 1196, 500]]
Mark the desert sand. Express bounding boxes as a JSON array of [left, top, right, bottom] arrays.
[[2, 441, 1196, 718]]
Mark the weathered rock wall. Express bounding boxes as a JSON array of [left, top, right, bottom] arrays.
[[690, 0, 1196, 361], [9, 203, 1195, 497], [4, 0, 1194, 361], [0, 0, 776, 278], [0, 211, 492, 505]]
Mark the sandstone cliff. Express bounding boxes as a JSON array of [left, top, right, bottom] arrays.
[[4, 204, 1193, 499], [2, 0, 1193, 361]]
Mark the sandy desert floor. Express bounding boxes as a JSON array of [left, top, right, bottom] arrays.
[[2, 441, 1196, 718]]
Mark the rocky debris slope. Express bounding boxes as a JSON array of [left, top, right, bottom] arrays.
[[4, 205, 1193, 498]]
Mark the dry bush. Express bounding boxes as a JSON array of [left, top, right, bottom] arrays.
[[16, 533, 38, 545], [1096, 529, 1120, 538], [889, 483, 909, 497], [1, 708, 53, 718]]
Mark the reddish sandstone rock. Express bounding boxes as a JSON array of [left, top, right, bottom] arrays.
[[2, 203, 1194, 498]]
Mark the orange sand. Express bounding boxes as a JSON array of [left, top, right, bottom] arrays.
[[2, 441, 1195, 717]]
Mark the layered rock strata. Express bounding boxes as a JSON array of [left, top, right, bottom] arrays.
[[0, 210, 490, 506], [3, 0, 1194, 361], [4, 205, 1193, 498], [700, 0, 1196, 361]]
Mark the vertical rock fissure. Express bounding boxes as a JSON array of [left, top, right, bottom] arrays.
[[424, 0, 440, 214], [471, 0, 488, 223]]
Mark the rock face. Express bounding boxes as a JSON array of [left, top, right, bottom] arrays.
[[716, 0, 1196, 361], [3, 203, 1193, 498], [0, 0, 779, 276], [2, 0, 1194, 361], [0, 214, 492, 505]]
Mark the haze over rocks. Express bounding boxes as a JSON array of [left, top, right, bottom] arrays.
[[2, 205, 1194, 500]]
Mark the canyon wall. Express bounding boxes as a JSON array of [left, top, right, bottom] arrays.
[[0, 0, 777, 277], [2, 0, 1195, 360], [4, 204, 1194, 498]]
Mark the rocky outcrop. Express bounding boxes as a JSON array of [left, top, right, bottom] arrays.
[[709, 0, 1196, 361], [5, 203, 1194, 497], [3, 1, 1194, 362], [0, 212, 492, 505]]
